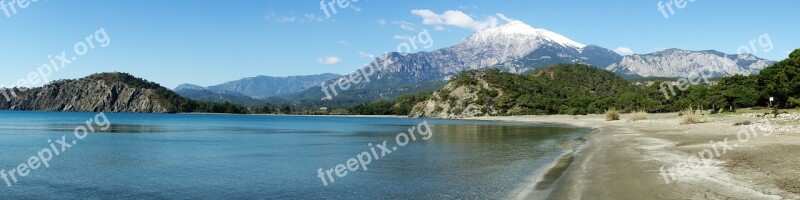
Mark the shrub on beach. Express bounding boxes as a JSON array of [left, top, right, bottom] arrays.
[[680, 107, 707, 125], [629, 110, 648, 121], [605, 109, 620, 121]]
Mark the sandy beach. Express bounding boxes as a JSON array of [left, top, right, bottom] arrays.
[[472, 110, 800, 199]]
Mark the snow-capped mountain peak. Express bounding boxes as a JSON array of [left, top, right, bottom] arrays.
[[476, 20, 586, 49], [448, 20, 589, 68], [490, 20, 538, 34]]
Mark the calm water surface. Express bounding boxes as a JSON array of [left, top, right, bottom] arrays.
[[0, 111, 589, 199]]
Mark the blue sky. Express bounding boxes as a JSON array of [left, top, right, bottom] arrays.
[[0, 0, 797, 89]]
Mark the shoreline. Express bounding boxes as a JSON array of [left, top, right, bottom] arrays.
[[506, 148, 581, 200], [469, 115, 602, 199], [470, 111, 800, 199]]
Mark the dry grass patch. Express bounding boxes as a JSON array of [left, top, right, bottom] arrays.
[[605, 109, 620, 121], [628, 110, 648, 121], [680, 107, 708, 125]]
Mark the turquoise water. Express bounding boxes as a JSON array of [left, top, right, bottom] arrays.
[[0, 111, 589, 199]]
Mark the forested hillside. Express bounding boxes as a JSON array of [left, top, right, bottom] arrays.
[[406, 50, 800, 118]]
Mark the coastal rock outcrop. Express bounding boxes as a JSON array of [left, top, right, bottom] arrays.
[[0, 73, 178, 113], [410, 72, 502, 119]]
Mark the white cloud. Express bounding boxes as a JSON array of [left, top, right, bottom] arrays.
[[377, 19, 387, 25], [410, 9, 509, 31], [275, 17, 297, 23], [393, 35, 412, 40], [614, 47, 635, 56], [786, 50, 793, 55], [304, 14, 325, 22], [495, 13, 513, 22], [392, 21, 417, 31], [318, 56, 342, 65], [338, 40, 349, 45], [458, 5, 478, 10], [358, 51, 375, 58], [265, 10, 326, 23]]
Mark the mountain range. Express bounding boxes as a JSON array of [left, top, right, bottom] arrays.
[[606, 48, 774, 77], [172, 20, 773, 107], [283, 21, 774, 105], [174, 73, 340, 105]]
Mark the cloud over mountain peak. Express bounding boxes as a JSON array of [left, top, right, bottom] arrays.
[[410, 9, 512, 31]]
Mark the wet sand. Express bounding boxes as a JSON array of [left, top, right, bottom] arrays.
[[472, 110, 800, 199]]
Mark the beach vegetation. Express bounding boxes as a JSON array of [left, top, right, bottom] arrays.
[[680, 107, 708, 125], [629, 110, 648, 121], [605, 109, 620, 121]]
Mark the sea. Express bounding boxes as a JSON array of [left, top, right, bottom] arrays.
[[0, 111, 590, 199]]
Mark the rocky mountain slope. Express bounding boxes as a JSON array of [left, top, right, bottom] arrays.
[[408, 76, 497, 119], [0, 73, 180, 113], [606, 49, 775, 77], [497, 44, 624, 74]]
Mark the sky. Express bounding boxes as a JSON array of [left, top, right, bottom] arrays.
[[0, 0, 797, 89]]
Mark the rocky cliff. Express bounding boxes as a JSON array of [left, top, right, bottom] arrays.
[[0, 73, 179, 113]]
